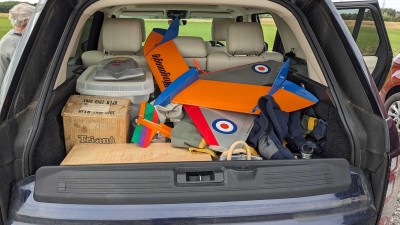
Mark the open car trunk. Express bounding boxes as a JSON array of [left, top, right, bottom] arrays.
[[28, 64, 356, 201], [3, 0, 393, 224], [16, 81, 371, 221], [29, 8, 356, 203]]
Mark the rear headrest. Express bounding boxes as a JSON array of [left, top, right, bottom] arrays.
[[212, 18, 235, 42], [227, 22, 265, 56], [174, 36, 207, 58], [136, 18, 146, 42], [102, 18, 142, 53]]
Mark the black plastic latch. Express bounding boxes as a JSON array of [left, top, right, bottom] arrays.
[[176, 169, 224, 184]]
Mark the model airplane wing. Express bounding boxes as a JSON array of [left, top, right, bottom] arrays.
[[184, 105, 254, 151], [173, 60, 318, 113], [201, 60, 284, 86], [132, 101, 172, 147], [154, 68, 198, 107]]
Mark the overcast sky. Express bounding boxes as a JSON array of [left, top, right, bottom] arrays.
[[1, 0, 400, 11], [373, 0, 398, 10], [333, 0, 398, 10], [378, 0, 399, 10], [335, 0, 400, 10]]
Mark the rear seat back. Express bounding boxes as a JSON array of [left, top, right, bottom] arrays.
[[206, 18, 235, 53], [227, 22, 265, 56], [82, 18, 146, 67], [102, 18, 142, 54], [174, 36, 207, 70], [207, 22, 284, 71]]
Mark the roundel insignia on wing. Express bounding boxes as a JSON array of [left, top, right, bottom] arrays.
[[252, 64, 271, 74], [212, 119, 238, 134]]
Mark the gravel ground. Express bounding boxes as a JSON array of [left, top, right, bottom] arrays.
[[391, 192, 400, 224]]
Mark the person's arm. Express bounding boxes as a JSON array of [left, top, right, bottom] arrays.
[[0, 34, 19, 88], [0, 47, 11, 87]]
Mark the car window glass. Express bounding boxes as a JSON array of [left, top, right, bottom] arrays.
[[178, 18, 212, 40], [338, 8, 381, 75], [339, 8, 380, 56], [76, 18, 93, 56], [358, 9, 379, 56], [259, 14, 277, 50], [122, 15, 212, 41]]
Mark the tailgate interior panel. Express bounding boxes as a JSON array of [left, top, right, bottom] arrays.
[[34, 159, 352, 204]]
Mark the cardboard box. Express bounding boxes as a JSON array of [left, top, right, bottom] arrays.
[[61, 143, 212, 165], [62, 95, 130, 153]]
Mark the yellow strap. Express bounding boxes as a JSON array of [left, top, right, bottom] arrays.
[[307, 117, 318, 131], [198, 139, 207, 149], [246, 145, 260, 157], [188, 147, 217, 158]]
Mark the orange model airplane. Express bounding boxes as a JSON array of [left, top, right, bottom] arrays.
[[144, 18, 318, 114]]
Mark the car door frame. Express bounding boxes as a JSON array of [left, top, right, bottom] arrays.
[[0, 0, 86, 224], [0, 2, 46, 224], [335, 0, 393, 90]]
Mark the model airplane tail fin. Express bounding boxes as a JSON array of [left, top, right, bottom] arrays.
[[268, 59, 290, 96], [250, 59, 318, 113], [132, 101, 172, 147], [144, 18, 189, 91], [280, 80, 319, 103], [269, 59, 318, 111], [143, 18, 180, 55]]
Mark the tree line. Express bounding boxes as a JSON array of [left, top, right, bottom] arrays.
[[381, 8, 400, 22], [0, 2, 36, 13], [335, 8, 400, 22]]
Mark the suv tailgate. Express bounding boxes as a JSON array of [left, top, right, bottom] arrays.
[[34, 159, 350, 204], [9, 160, 376, 224]]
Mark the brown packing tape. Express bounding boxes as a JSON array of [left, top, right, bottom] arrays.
[[62, 102, 130, 118], [66, 95, 131, 106]]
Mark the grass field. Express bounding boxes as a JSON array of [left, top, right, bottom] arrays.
[[0, 15, 10, 38], [0, 16, 398, 55]]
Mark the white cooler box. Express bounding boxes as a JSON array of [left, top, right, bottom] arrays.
[[76, 65, 154, 117]]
